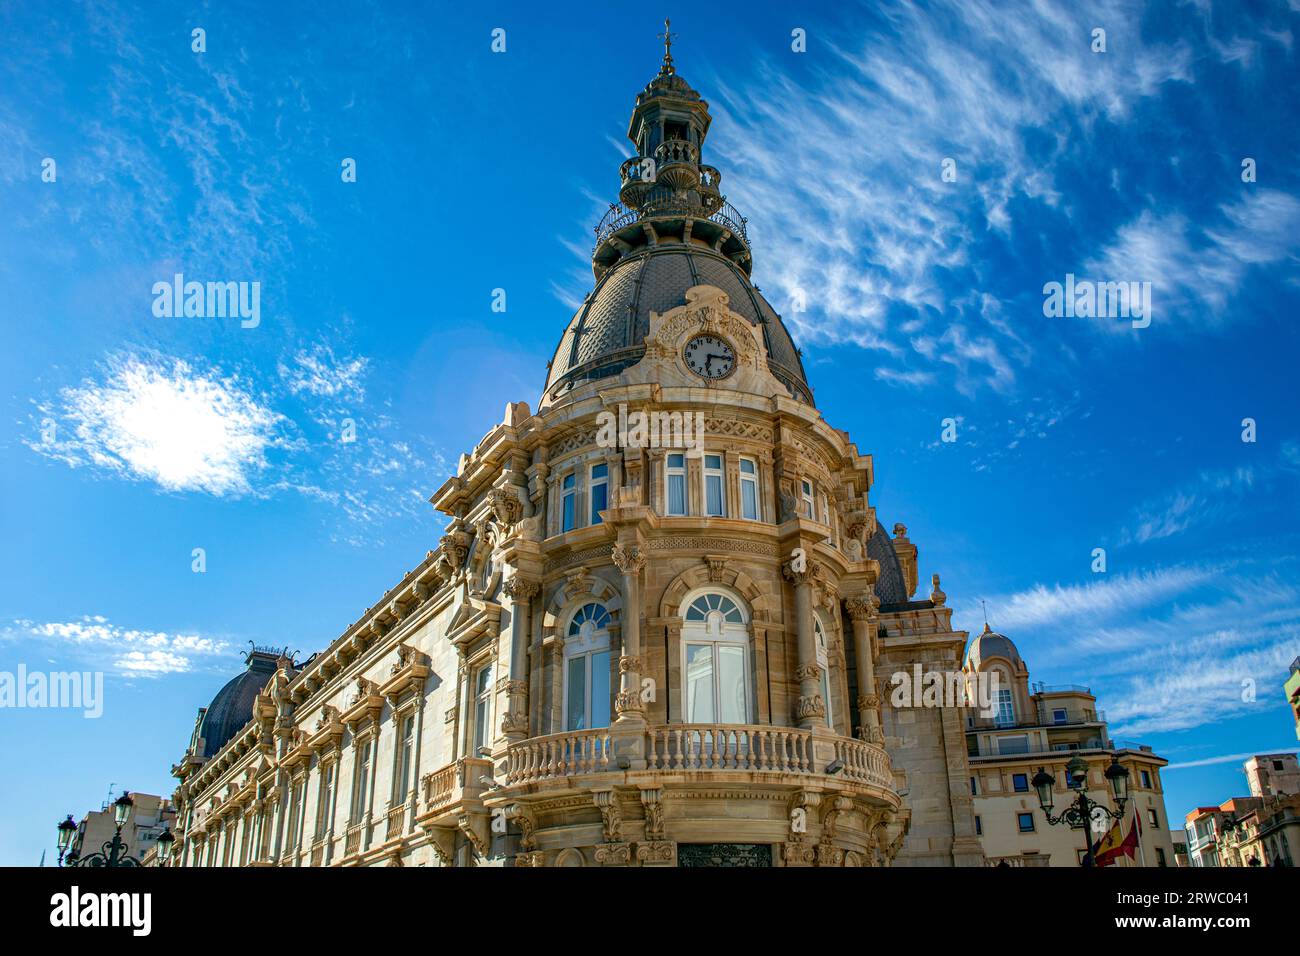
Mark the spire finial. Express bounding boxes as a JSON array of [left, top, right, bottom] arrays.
[[657, 17, 677, 75]]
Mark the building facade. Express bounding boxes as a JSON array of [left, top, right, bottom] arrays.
[[167, 44, 1154, 869], [961, 626, 1175, 866], [1285, 659, 1300, 741], [1185, 751, 1300, 867]]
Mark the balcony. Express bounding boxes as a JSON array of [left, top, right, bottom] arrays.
[[985, 854, 1052, 867], [344, 821, 365, 857], [384, 803, 408, 842], [503, 724, 894, 793], [417, 756, 494, 826]]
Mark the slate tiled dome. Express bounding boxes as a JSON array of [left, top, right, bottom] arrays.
[[964, 625, 1024, 670], [543, 244, 812, 404], [197, 651, 279, 758], [868, 525, 910, 606]]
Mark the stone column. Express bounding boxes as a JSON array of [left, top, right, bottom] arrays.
[[845, 593, 884, 744], [783, 557, 826, 729], [611, 542, 646, 729], [501, 575, 539, 743]]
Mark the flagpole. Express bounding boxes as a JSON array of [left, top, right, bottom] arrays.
[[1136, 807, 1147, 867]]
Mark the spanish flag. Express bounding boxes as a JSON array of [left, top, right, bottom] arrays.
[[1093, 808, 1141, 867]]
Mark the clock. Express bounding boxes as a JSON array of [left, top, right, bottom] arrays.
[[683, 335, 735, 380]]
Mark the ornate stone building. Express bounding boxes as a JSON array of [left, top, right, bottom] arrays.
[[169, 42, 986, 868]]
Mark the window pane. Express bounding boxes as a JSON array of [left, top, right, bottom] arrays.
[[668, 453, 684, 468], [590, 651, 610, 728], [705, 474, 723, 516], [685, 644, 715, 723], [739, 458, 755, 475], [474, 699, 490, 751], [566, 657, 587, 730], [562, 494, 575, 532], [718, 646, 747, 723], [476, 665, 493, 696], [563, 473, 575, 489], [591, 463, 607, 479], [741, 479, 757, 520], [668, 473, 686, 515], [705, 454, 721, 469], [590, 481, 607, 524]]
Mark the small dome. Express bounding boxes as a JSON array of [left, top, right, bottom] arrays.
[[542, 245, 811, 405], [196, 651, 279, 758], [965, 623, 1023, 670]]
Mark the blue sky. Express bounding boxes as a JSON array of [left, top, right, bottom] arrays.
[[2, 0, 1298, 865]]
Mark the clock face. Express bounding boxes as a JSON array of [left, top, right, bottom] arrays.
[[683, 335, 735, 380]]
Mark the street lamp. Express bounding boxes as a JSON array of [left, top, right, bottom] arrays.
[[156, 826, 175, 867], [57, 791, 141, 867], [1031, 755, 1130, 868], [56, 815, 77, 866]]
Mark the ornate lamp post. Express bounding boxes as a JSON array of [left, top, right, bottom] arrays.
[[1031, 754, 1130, 867], [156, 826, 175, 867], [57, 791, 142, 867]]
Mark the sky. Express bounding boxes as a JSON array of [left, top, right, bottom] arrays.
[[1, 0, 1298, 866]]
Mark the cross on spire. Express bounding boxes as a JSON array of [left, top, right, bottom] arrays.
[[657, 17, 677, 75]]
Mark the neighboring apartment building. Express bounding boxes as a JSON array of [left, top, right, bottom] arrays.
[[67, 792, 175, 865], [1170, 829, 1189, 867], [1245, 753, 1300, 799], [1186, 752, 1300, 867], [963, 625, 1176, 867]]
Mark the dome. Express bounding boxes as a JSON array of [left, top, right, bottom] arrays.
[[542, 244, 812, 405], [965, 624, 1023, 671], [868, 525, 910, 605], [196, 650, 279, 758]]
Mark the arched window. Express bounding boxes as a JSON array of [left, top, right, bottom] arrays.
[[564, 603, 612, 731], [681, 591, 750, 724], [814, 615, 833, 730]]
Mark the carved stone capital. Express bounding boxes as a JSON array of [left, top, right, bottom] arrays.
[[844, 593, 881, 622], [781, 559, 808, 585], [794, 663, 822, 682], [611, 543, 646, 576], [594, 791, 623, 843], [618, 655, 642, 674], [615, 689, 644, 716], [594, 842, 631, 866], [504, 575, 540, 603], [635, 840, 675, 864]]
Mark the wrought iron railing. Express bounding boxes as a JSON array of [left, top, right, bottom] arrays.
[[593, 198, 749, 252]]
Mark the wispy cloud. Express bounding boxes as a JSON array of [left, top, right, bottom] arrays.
[[3, 615, 232, 677]]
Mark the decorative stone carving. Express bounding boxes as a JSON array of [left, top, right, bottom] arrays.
[[488, 487, 524, 528], [610, 543, 645, 576], [796, 694, 826, 719], [640, 788, 666, 841], [781, 558, 807, 585], [843, 594, 879, 621], [635, 841, 675, 864], [705, 556, 727, 582], [594, 791, 623, 843], [794, 663, 822, 682], [504, 575, 540, 603], [618, 656, 642, 674], [594, 842, 631, 866], [507, 804, 537, 852]]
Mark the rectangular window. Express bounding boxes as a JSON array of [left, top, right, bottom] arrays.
[[561, 473, 576, 532], [1141, 770, 1152, 789], [997, 734, 1029, 756], [666, 453, 686, 516], [287, 779, 304, 853], [739, 458, 759, 520], [393, 714, 415, 803], [1013, 773, 1029, 793], [1156, 848, 1167, 867], [1053, 708, 1068, 724], [473, 663, 494, 754], [800, 479, 814, 519], [970, 776, 978, 795], [565, 650, 611, 731], [350, 738, 372, 824], [1017, 812, 1035, 833], [974, 815, 982, 835], [315, 764, 335, 840], [819, 491, 829, 524], [703, 454, 725, 517], [589, 463, 608, 524], [995, 689, 1015, 727], [1148, 809, 1159, 826]]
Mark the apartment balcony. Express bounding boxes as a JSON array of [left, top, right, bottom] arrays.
[[967, 709, 1106, 732], [985, 854, 1052, 868]]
